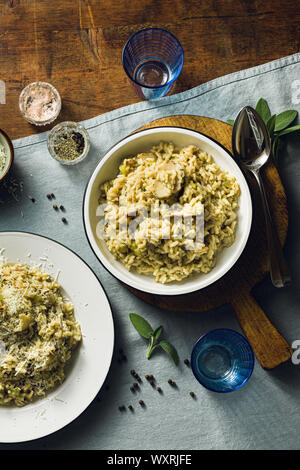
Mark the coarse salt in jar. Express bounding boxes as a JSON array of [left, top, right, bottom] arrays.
[[19, 81, 61, 126]]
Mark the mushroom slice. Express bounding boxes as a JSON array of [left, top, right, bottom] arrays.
[[153, 181, 172, 199]]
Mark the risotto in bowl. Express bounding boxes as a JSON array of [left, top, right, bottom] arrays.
[[83, 127, 252, 295]]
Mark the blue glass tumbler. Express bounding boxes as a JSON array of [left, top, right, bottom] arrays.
[[122, 28, 184, 100], [191, 329, 254, 393]]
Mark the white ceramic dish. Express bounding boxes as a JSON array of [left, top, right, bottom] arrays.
[[83, 126, 252, 296], [0, 129, 14, 182], [0, 231, 114, 443]]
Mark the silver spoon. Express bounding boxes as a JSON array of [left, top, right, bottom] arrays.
[[232, 106, 291, 288]]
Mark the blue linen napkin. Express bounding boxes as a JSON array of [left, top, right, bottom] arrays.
[[0, 53, 300, 450]]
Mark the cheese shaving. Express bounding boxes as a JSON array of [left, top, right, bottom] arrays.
[[0, 263, 81, 407]]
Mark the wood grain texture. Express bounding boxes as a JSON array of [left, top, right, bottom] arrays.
[[0, 0, 299, 139], [125, 115, 292, 369]]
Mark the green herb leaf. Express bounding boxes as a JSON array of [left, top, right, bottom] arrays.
[[227, 119, 235, 125], [130, 314, 180, 364], [153, 326, 163, 342], [129, 313, 153, 339], [271, 135, 279, 163], [266, 115, 276, 137], [159, 340, 179, 366], [146, 335, 155, 359], [256, 98, 271, 124], [274, 110, 298, 132], [276, 124, 300, 137]]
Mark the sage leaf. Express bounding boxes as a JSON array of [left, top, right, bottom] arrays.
[[256, 98, 271, 124], [273, 138, 279, 166], [129, 314, 179, 365], [227, 119, 234, 125], [146, 335, 155, 359], [159, 340, 179, 366], [129, 313, 153, 339], [274, 110, 298, 132], [266, 114, 276, 137], [153, 326, 163, 342], [276, 124, 300, 137], [272, 135, 279, 163]]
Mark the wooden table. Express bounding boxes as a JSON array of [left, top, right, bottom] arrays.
[[0, 0, 299, 140]]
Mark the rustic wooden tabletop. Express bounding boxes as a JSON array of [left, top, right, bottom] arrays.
[[0, 0, 299, 140]]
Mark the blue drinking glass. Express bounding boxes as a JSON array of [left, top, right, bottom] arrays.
[[191, 329, 254, 393], [122, 28, 184, 100]]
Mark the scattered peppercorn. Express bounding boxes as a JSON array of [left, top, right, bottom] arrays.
[[118, 405, 126, 412], [59, 205, 65, 211], [47, 194, 52, 200], [184, 359, 190, 367], [168, 379, 177, 387], [30, 198, 35, 203], [139, 400, 145, 407], [189, 392, 196, 398], [157, 387, 162, 393], [130, 386, 135, 393], [150, 380, 155, 387], [51, 193, 55, 198], [61, 217, 67, 224], [128, 405, 134, 412], [130, 370, 142, 382], [133, 382, 139, 389], [145, 374, 154, 382], [53, 204, 58, 210]]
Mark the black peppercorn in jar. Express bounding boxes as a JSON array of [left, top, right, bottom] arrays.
[[47, 121, 90, 165]]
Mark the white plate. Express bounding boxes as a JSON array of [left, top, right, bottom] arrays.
[[0, 231, 114, 443], [83, 126, 252, 295]]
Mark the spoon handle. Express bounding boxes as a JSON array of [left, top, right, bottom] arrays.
[[252, 169, 291, 288]]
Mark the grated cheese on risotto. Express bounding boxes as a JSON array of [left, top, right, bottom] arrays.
[[0, 263, 81, 406], [99, 142, 240, 284]]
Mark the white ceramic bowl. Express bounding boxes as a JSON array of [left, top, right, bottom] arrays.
[[0, 128, 14, 182], [83, 127, 252, 295]]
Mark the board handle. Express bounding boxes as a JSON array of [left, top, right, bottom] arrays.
[[231, 292, 292, 369]]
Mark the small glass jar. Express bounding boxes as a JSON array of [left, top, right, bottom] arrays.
[[47, 121, 90, 166], [19, 81, 61, 126]]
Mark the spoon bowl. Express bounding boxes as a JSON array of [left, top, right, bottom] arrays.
[[232, 106, 270, 170]]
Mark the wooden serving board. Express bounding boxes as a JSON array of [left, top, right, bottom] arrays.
[[125, 115, 292, 370]]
